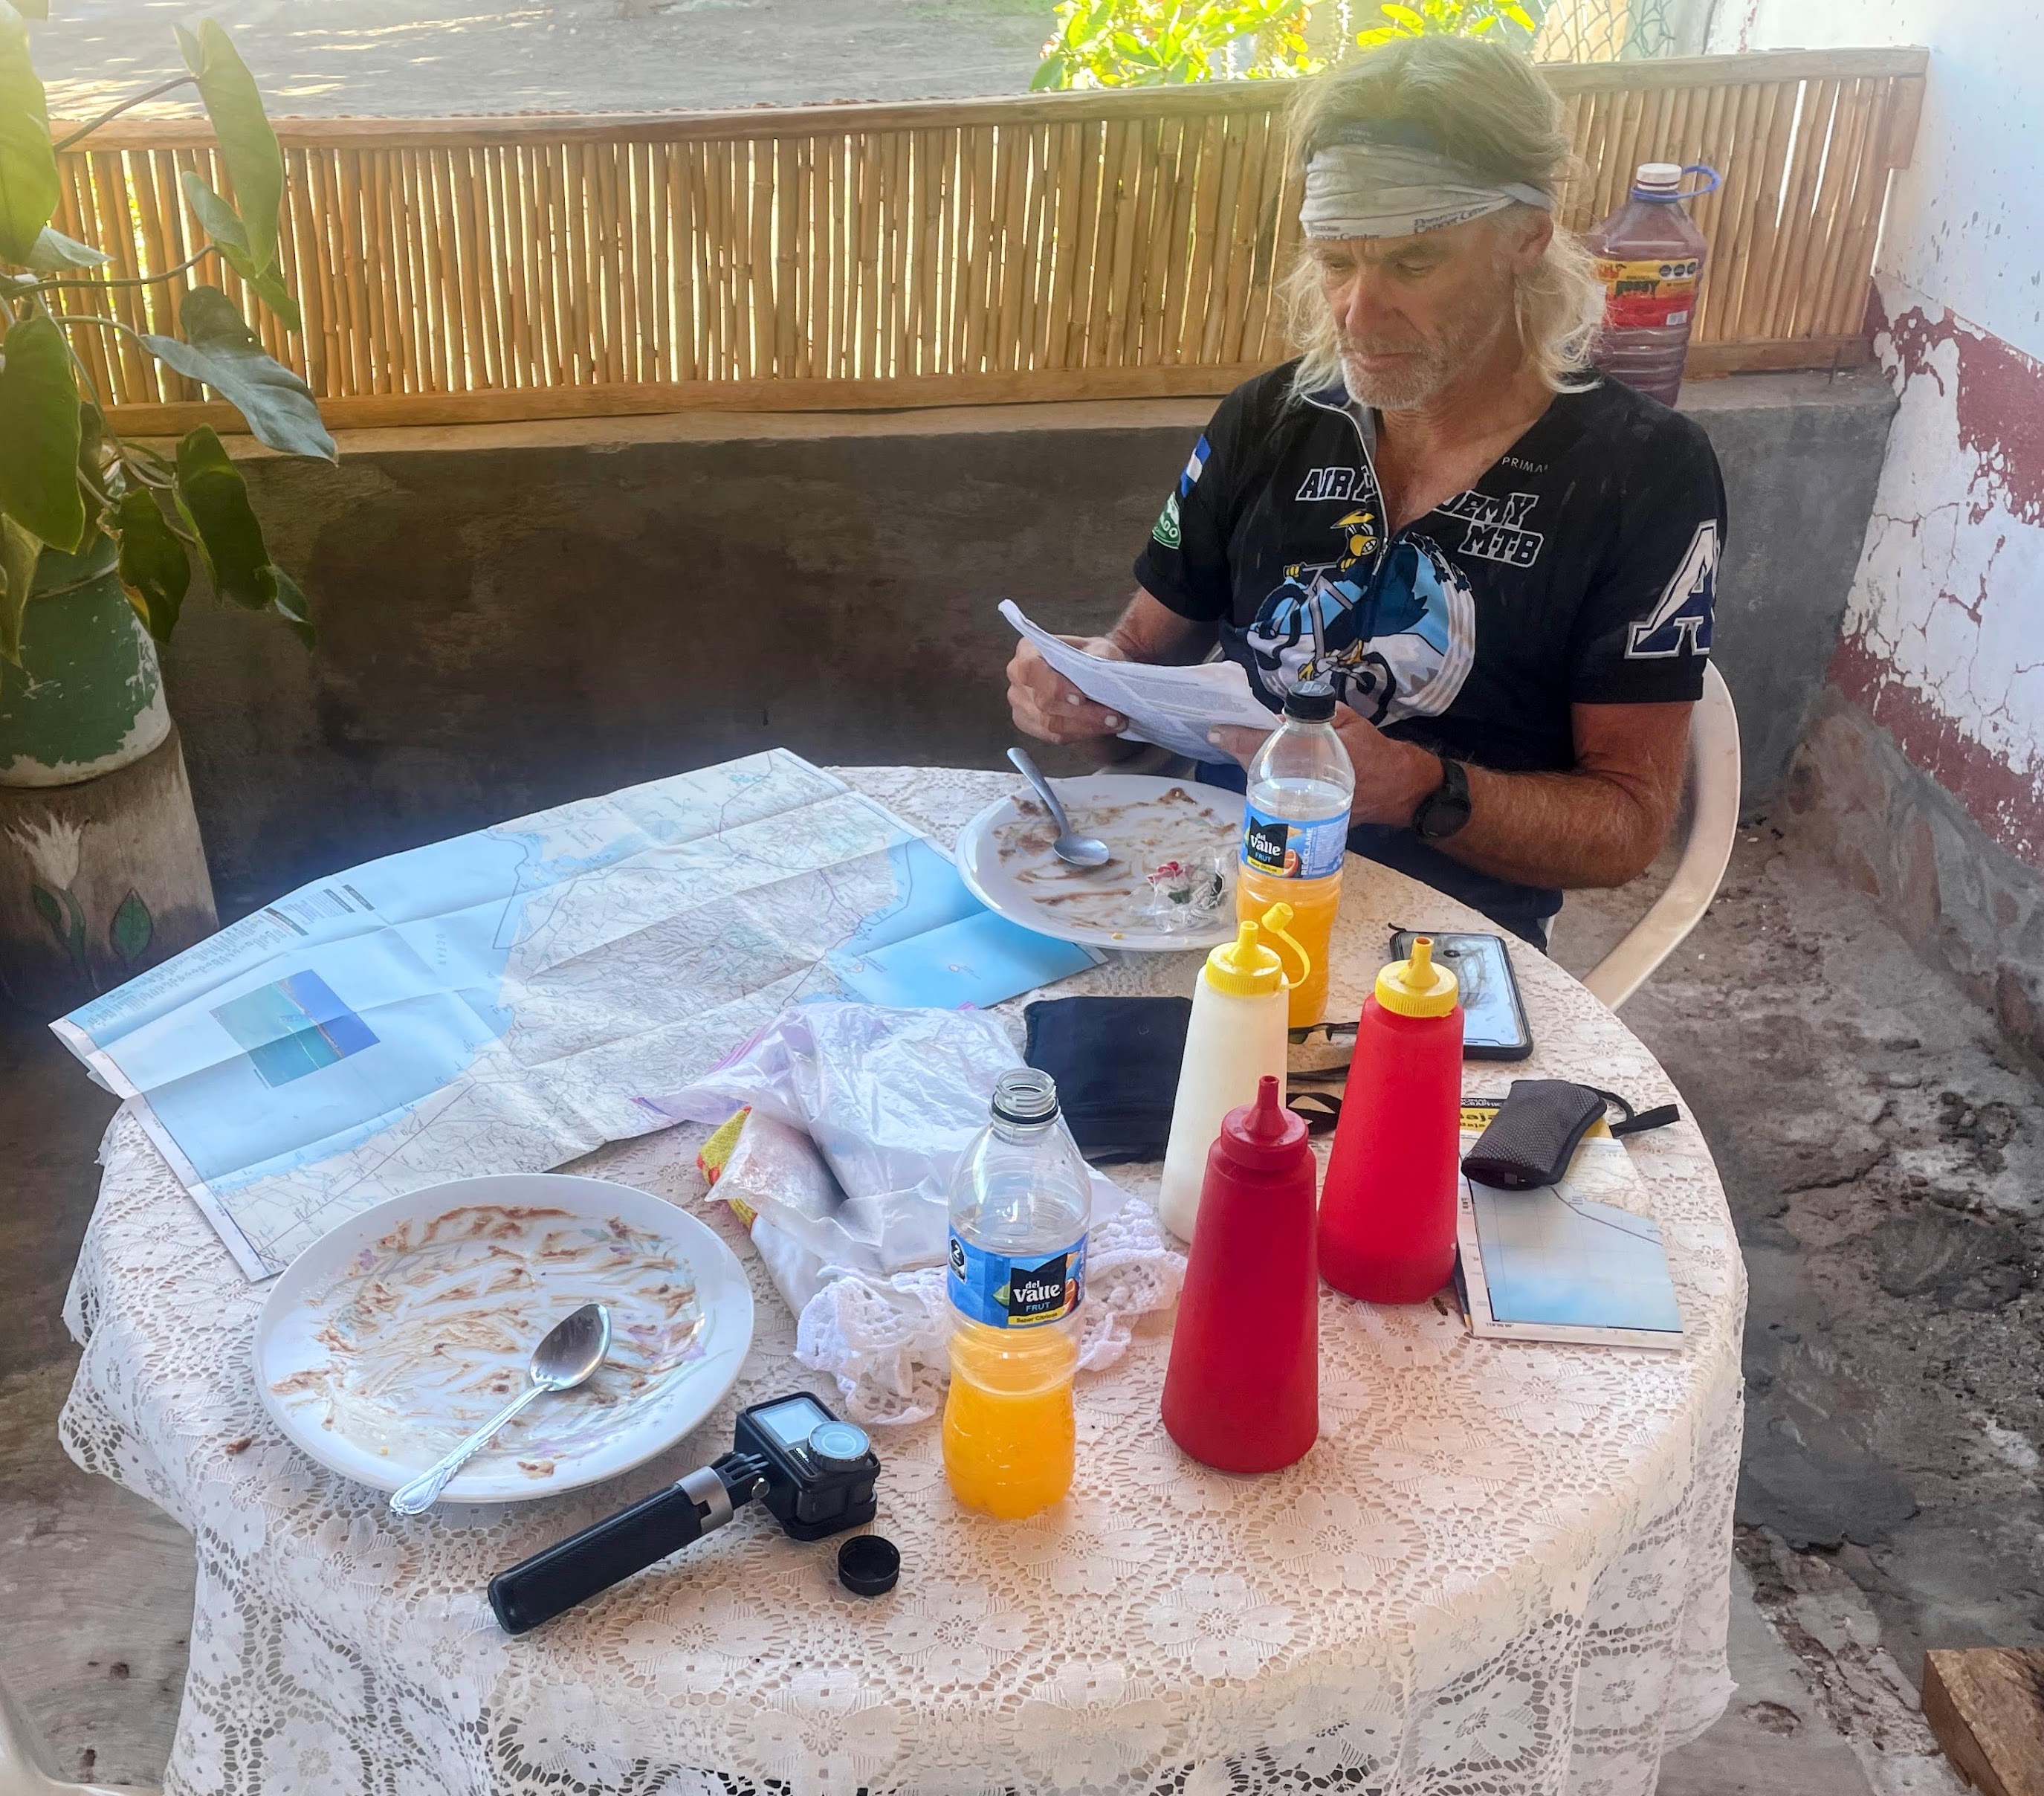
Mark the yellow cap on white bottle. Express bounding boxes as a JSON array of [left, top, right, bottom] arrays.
[[1203, 903, 1309, 997]]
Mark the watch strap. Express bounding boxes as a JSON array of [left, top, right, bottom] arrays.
[[1412, 756, 1472, 839]]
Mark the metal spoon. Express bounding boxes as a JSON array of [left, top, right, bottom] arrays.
[[1007, 746, 1111, 869], [388, 1302, 611, 1515]]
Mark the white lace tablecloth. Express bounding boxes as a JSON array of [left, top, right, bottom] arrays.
[[60, 765, 1745, 1796]]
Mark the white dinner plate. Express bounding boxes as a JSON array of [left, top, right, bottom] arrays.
[[955, 774, 1246, 952], [255, 1173, 754, 1503]]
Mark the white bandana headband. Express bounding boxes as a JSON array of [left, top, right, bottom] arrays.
[[1300, 141, 1553, 241]]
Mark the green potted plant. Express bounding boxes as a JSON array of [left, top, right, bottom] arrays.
[[0, 0, 332, 1012]]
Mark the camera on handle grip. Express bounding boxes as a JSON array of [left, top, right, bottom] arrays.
[[734, 1392, 880, 1541]]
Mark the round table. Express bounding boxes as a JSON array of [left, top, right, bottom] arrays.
[[59, 766, 1745, 1796]]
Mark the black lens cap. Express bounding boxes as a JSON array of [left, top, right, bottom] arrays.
[[1283, 684, 1336, 721], [838, 1534, 900, 1598]]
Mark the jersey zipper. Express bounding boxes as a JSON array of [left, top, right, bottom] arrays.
[[1299, 385, 1406, 577]]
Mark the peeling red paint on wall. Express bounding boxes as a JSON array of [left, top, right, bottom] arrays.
[[1831, 291, 2044, 875], [1872, 292, 2044, 526], [1832, 636, 2044, 872]]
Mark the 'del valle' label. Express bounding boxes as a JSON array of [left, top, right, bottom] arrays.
[[1596, 255, 1701, 329], [1241, 804, 1347, 880], [948, 1233, 1087, 1329]]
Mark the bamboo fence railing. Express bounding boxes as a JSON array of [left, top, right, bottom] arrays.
[[51, 45, 1925, 435]]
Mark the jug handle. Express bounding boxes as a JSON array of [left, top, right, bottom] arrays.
[[1258, 903, 1312, 991]]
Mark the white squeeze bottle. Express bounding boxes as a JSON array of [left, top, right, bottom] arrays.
[[1157, 903, 1305, 1244]]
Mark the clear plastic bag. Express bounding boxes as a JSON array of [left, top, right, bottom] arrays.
[[655, 1002, 1124, 1276]]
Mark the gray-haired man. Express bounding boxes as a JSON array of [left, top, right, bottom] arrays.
[[1006, 36, 1724, 947]]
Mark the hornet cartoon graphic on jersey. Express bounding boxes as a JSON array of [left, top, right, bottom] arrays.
[[1246, 509, 1477, 725]]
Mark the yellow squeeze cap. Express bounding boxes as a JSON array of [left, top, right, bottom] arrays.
[[1205, 919, 1284, 998], [1375, 934, 1459, 1018]]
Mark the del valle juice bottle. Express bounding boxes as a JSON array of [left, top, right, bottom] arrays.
[[943, 1069, 1090, 1519], [1162, 1076, 1319, 1473], [1317, 937, 1463, 1303], [1588, 161, 1715, 406], [1236, 685, 1354, 1029]]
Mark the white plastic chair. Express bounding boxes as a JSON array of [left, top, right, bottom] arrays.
[[0, 1676, 152, 1796], [1582, 659, 1741, 1010]]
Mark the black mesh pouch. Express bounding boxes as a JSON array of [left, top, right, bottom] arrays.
[[1461, 1079, 1608, 1190]]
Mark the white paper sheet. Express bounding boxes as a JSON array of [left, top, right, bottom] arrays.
[[999, 599, 1276, 763]]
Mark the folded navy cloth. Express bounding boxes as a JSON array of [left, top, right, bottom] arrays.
[[1023, 995, 1192, 1164]]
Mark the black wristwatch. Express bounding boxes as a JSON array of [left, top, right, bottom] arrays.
[[1411, 756, 1472, 840]]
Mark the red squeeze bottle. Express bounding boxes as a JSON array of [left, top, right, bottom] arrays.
[[1160, 1075, 1319, 1473], [1317, 937, 1464, 1303]]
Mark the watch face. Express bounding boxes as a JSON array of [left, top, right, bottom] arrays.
[[1417, 764, 1472, 839]]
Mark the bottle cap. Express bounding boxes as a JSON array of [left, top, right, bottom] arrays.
[[1223, 1074, 1308, 1154], [1256, 901, 1311, 993], [1633, 161, 1683, 195], [1374, 934, 1459, 1018], [1282, 684, 1336, 722], [1204, 920, 1284, 998], [990, 1067, 1059, 1126], [838, 1533, 900, 1598]]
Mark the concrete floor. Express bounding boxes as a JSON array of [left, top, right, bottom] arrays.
[[3, 813, 2037, 1791], [31, 0, 1054, 123]]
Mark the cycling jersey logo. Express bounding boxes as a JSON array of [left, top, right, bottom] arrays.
[[1627, 520, 1718, 658], [1246, 533, 1475, 725], [1440, 489, 1545, 568], [1296, 465, 1368, 501]]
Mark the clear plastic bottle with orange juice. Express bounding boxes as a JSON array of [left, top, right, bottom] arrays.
[[1236, 684, 1356, 1028], [942, 1069, 1090, 1519]]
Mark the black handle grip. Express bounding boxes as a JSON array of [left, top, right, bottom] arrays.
[[490, 1481, 707, 1634]]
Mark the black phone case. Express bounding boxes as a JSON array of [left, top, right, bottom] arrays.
[[1388, 930, 1533, 1061]]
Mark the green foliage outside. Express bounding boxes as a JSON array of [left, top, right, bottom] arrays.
[[1035, 0, 1547, 88], [0, 1, 331, 665]]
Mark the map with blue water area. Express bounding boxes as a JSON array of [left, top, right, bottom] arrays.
[[55, 752, 1093, 1279]]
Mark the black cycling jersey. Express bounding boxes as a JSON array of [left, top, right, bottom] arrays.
[[1133, 360, 1727, 937]]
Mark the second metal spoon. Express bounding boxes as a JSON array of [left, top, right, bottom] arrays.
[[389, 1302, 611, 1515], [1007, 747, 1111, 869]]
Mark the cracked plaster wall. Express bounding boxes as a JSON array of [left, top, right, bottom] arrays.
[[1710, 0, 2044, 876]]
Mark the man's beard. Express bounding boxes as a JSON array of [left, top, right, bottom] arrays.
[[1339, 341, 1457, 410], [1336, 283, 1515, 411]]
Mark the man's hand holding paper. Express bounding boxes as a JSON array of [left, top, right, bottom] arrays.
[[999, 600, 1277, 766]]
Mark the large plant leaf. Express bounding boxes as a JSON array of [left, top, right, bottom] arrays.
[[178, 172, 301, 331], [0, 1, 59, 265], [140, 287, 334, 460], [176, 21, 282, 274], [27, 227, 110, 271], [113, 487, 191, 641], [0, 510, 38, 665], [0, 311, 85, 550], [172, 425, 274, 610]]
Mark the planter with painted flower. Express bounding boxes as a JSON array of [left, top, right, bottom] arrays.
[[0, 7, 334, 1012]]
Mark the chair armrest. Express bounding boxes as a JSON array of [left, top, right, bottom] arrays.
[[1582, 660, 1742, 1010]]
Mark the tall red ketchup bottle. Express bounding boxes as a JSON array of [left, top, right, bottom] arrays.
[[1161, 1076, 1319, 1473], [1317, 937, 1463, 1303]]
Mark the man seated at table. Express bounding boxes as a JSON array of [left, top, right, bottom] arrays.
[[1005, 34, 1725, 949]]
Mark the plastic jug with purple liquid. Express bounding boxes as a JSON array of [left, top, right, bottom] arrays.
[[1588, 161, 1718, 406]]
